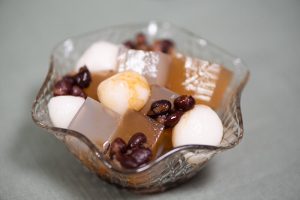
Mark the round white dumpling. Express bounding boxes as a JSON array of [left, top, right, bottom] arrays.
[[97, 71, 150, 115], [76, 41, 119, 72], [172, 105, 223, 147], [48, 96, 85, 129]]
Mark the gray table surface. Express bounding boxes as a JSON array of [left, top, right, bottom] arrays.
[[1, 0, 300, 199]]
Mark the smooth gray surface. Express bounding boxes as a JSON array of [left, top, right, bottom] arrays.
[[1, 0, 300, 199]]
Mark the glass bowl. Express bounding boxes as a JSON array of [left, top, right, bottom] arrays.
[[31, 21, 249, 193]]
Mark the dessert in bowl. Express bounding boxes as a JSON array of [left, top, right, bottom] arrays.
[[32, 21, 249, 193]]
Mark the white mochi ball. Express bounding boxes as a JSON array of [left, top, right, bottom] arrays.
[[76, 41, 119, 72], [48, 96, 85, 129], [172, 105, 223, 147]]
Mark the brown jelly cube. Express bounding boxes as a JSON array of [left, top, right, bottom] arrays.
[[166, 54, 232, 110], [116, 47, 172, 86], [110, 110, 164, 157], [139, 85, 180, 157], [68, 97, 120, 151]]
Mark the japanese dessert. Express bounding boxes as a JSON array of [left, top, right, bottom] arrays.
[[47, 33, 230, 169], [32, 22, 249, 193]]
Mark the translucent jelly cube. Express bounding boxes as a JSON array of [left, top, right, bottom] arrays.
[[166, 54, 233, 109], [110, 110, 164, 155], [140, 85, 179, 115], [68, 97, 120, 151], [116, 47, 172, 86], [139, 85, 179, 157]]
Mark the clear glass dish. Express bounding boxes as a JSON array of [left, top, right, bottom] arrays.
[[31, 21, 249, 193]]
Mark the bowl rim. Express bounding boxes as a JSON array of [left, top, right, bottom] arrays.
[[32, 20, 250, 174]]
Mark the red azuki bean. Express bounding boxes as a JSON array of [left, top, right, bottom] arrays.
[[128, 132, 147, 149], [174, 95, 195, 111], [123, 40, 135, 49], [109, 138, 127, 159], [150, 100, 172, 115], [152, 39, 174, 54], [74, 66, 91, 88], [155, 114, 168, 125], [131, 147, 152, 165], [71, 85, 87, 98], [62, 75, 75, 85], [119, 155, 139, 169], [135, 33, 147, 46], [165, 110, 184, 128], [53, 79, 72, 96]]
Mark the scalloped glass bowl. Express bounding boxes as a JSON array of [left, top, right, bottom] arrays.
[[32, 21, 249, 193]]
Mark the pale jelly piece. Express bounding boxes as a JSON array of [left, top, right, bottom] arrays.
[[110, 110, 164, 155], [48, 96, 85, 129], [117, 48, 171, 86], [68, 97, 121, 151], [139, 85, 179, 157], [97, 71, 150, 115], [140, 85, 179, 115], [76, 41, 120, 72], [172, 105, 223, 147]]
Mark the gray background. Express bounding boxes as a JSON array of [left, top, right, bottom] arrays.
[[1, 0, 299, 199]]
